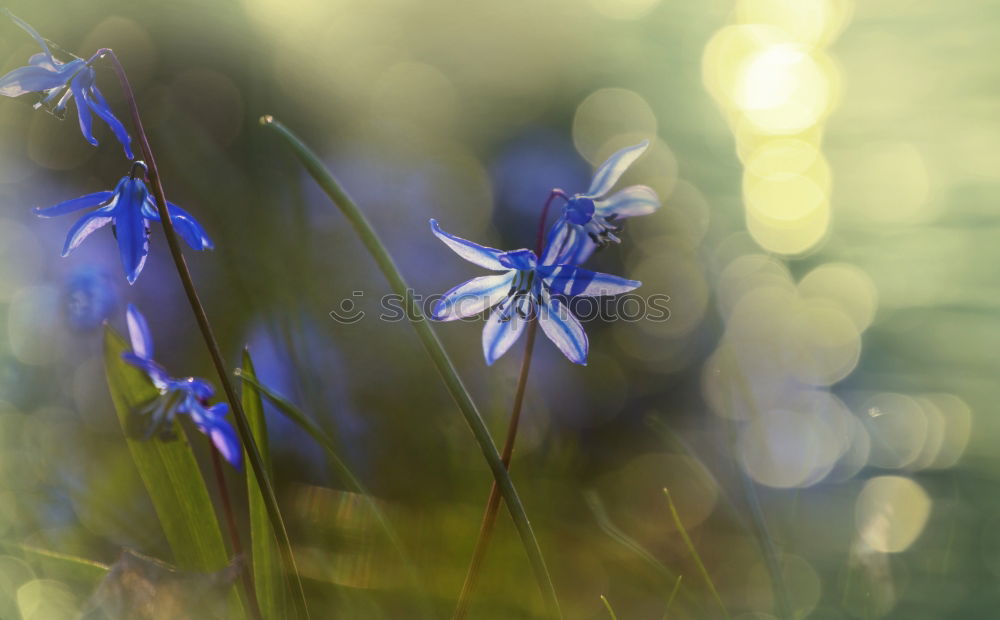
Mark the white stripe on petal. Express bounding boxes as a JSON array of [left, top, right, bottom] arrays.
[[433, 272, 515, 321], [482, 296, 530, 365], [541, 265, 641, 297], [595, 184, 660, 219], [430, 219, 506, 270], [586, 140, 649, 198], [538, 296, 588, 365]]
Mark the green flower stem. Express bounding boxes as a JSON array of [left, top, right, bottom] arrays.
[[99, 50, 308, 619], [260, 115, 562, 619]]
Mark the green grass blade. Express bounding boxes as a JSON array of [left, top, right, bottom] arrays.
[[663, 488, 728, 619], [0, 542, 108, 584], [260, 116, 561, 619], [103, 327, 244, 617], [235, 369, 433, 616], [663, 575, 682, 620], [241, 351, 286, 618], [600, 595, 618, 620]]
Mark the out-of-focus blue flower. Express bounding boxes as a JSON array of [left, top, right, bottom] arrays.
[[549, 140, 660, 265], [429, 219, 640, 365], [63, 265, 117, 330], [34, 162, 214, 285], [122, 304, 241, 468], [0, 10, 133, 158]]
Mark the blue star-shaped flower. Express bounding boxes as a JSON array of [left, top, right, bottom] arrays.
[[122, 304, 242, 468], [429, 219, 641, 365], [549, 140, 660, 265], [0, 10, 133, 158], [34, 162, 214, 285]]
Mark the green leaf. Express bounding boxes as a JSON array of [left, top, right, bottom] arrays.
[[102, 326, 240, 606], [241, 350, 286, 618]]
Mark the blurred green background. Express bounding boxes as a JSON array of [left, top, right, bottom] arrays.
[[0, 0, 996, 617]]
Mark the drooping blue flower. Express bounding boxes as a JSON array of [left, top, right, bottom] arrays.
[[549, 140, 660, 265], [0, 10, 133, 158], [34, 161, 214, 285], [429, 219, 640, 365], [122, 304, 242, 468]]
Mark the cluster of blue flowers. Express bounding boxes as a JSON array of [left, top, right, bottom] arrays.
[[430, 141, 659, 365], [1, 12, 240, 467]]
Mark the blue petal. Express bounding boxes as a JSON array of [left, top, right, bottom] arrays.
[[165, 201, 214, 251], [170, 376, 215, 400], [70, 76, 97, 147], [586, 140, 650, 198], [34, 191, 114, 217], [61, 206, 115, 256], [433, 272, 515, 321], [481, 295, 530, 365], [539, 265, 641, 297], [121, 353, 170, 390], [125, 303, 154, 360], [540, 218, 592, 266], [595, 185, 659, 219], [497, 249, 536, 271], [114, 178, 152, 285], [563, 233, 596, 266], [538, 294, 588, 365], [540, 219, 594, 266], [87, 84, 134, 159], [190, 402, 243, 469], [430, 219, 505, 270], [0, 64, 66, 97], [5, 11, 55, 61]]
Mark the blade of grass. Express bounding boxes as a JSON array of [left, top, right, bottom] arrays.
[[582, 490, 680, 583], [0, 542, 108, 584], [600, 595, 618, 620], [663, 488, 728, 619], [241, 351, 286, 619], [103, 327, 245, 617], [235, 368, 433, 616], [663, 575, 682, 620], [260, 115, 560, 619]]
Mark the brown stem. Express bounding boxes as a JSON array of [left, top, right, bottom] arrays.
[[452, 189, 562, 618], [209, 444, 261, 620]]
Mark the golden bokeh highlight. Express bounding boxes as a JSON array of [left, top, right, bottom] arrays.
[[862, 392, 929, 470], [797, 262, 878, 331], [572, 88, 658, 164], [16, 579, 78, 620], [703, 2, 849, 255], [855, 476, 931, 553]]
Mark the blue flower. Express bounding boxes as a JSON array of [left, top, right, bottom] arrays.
[[0, 10, 133, 158], [122, 304, 242, 468], [549, 140, 660, 265], [429, 219, 640, 365], [34, 161, 214, 285], [64, 265, 118, 330]]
